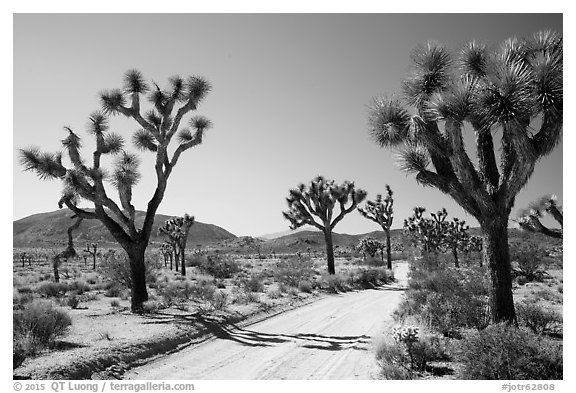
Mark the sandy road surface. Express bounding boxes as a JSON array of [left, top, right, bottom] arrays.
[[125, 262, 409, 380]]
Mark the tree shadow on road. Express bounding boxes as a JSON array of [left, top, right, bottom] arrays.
[[194, 317, 372, 351]]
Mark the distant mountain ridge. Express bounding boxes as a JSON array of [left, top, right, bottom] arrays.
[[13, 209, 236, 248]]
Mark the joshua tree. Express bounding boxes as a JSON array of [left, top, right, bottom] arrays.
[[283, 176, 367, 274], [52, 216, 83, 282], [19, 70, 213, 312], [358, 185, 395, 268], [159, 242, 174, 269], [83, 242, 98, 270], [441, 217, 470, 268], [357, 237, 381, 259], [159, 214, 195, 276], [368, 31, 562, 323], [516, 194, 562, 239], [404, 207, 444, 253]]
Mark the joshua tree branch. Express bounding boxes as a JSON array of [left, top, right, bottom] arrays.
[[416, 170, 482, 219], [475, 127, 500, 191], [60, 197, 97, 219]]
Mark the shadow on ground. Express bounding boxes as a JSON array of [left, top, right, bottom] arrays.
[[139, 311, 371, 351]]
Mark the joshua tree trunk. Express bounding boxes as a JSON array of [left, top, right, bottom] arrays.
[[452, 247, 459, 268], [323, 229, 336, 275], [53, 261, 60, 283], [481, 217, 515, 324], [385, 229, 392, 270], [180, 246, 186, 276], [127, 245, 148, 312]]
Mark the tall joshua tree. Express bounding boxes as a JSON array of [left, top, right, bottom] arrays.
[[368, 31, 562, 323], [516, 194, 562, 239], [159, 214, 195, 276], [19, 70, 213, 312], [283, 176, 367, 274], [358, 185, 394, 269]]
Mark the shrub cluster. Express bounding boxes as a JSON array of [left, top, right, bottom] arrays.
[[37, 282, 68, 298], [516, 301, 563, 336], [456, 323, 563, 380], [394, 256, 490, 337], [99, 250, 161, 289], [13, 300, 72, 367], [274, 257, 315, 288], [194, 254, 242, 279], [375, 327, 446, 379]]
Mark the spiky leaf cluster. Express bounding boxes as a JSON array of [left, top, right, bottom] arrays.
[[516, 194, 562, 239]]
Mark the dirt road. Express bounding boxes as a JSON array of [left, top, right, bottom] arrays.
[[125, 262, 409, 380]]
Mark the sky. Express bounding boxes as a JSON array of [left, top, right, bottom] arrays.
[[13, 13, 563, 237]]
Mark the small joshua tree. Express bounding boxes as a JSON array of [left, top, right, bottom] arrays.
[[441, 217, 470, 268], [404, 207, 445, 253], [19, 70, 212, 312], [159, 242, 174, 269], [368, 31, 562, 323], [358, 185, 395, 269], [52, 216, 83, 282], [283, 176, 367, 274], [516, 194, 562, 239], [83, 242, 98, 270], [357, 237, 381, 259], [159, 214, 195, 276]]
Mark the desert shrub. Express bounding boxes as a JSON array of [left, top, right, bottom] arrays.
[[511, 243, 549, 282], [298, 280, 313, 293], [17, 286, 33, 294], [110, 299, 120, 308], [83, 273, 99, 285], [274, 257, 315, 288], [82, 292, 99, 302], [13, 290, 34, 310], [207, 290, 228, 311], [238, 275, 265, 293], [375, 326, 448, 380], [37, 282, 68, 298], [104, 283, 123, 298], [267, 287, 283, 299], [232, 287, 260, 304], [142, 300, 161, 313], [516, 301, 563, 335], [375, 340, 415, 379], [197, 254, 242, 279], [68, 280, 90, 295], [532, 288, 563, 305], [318, 274, 348, 293], [456, 323, 563, 379], [394, 260, 490, 336], [347, 267, 393, 288], [156, 281, 183, 306], [13, 300, 72, 355], [67, 295, 80, 309], [99, 250, 160, 289], [192, 282, 217, 302]]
